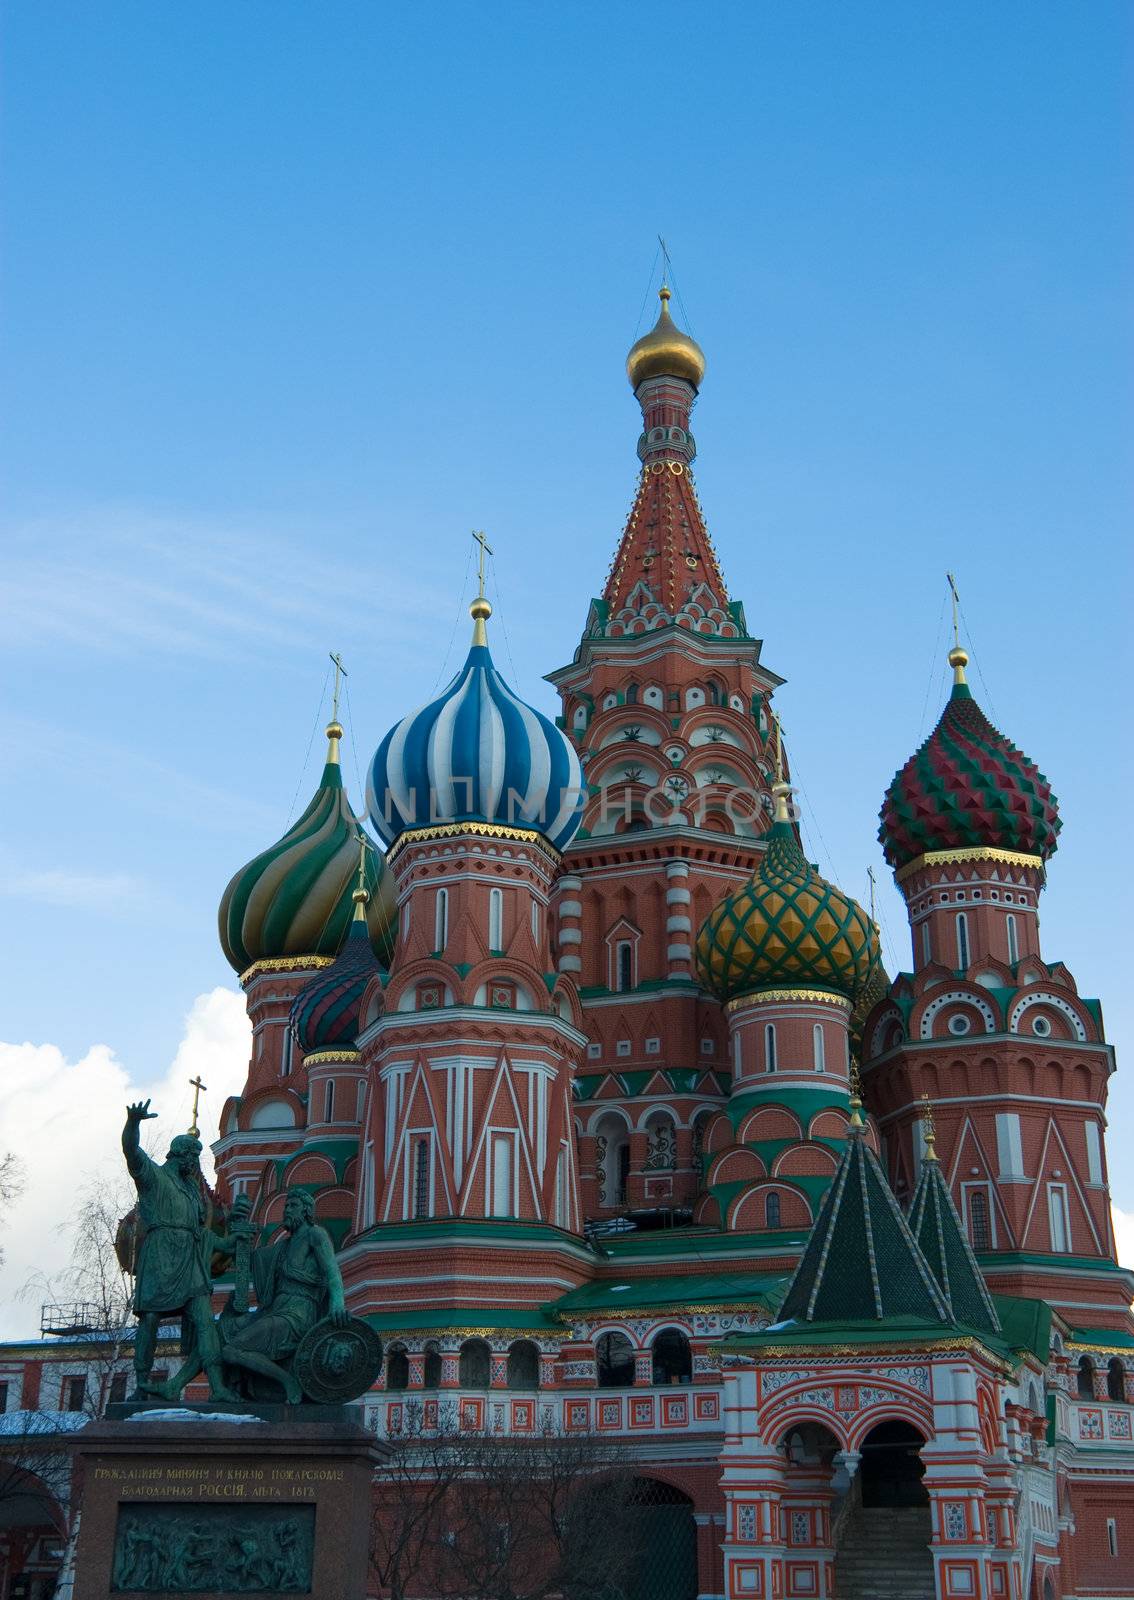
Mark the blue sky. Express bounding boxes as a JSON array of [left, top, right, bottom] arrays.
[[1, 2, 1131, 1317]]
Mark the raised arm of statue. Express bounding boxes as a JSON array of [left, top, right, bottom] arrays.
[[122, 1099, 159, 1186]]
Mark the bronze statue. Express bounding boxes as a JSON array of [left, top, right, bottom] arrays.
[[121, 1100, 381, 1407], [216, 1188, 349, 1404], [121, 1099, 238, 1401]]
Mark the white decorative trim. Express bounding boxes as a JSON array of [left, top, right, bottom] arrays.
[[1009, 993, 1087, 1042], [918, 989, 997, 1039]]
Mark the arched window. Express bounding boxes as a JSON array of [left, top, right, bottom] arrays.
[[651, 1329, 692, 1385], [968, 1189, 991, 1250], [1107, 1358, 1126, 1403], [459, 1339, 491, 1389], [956, 912, 970, 970], [488, 887, 503, 950], [626, 682, 639, 704], [812, 1024, 825, 1073], [387, 1346, 409, 1392], [435, 888, 449, 951], [402, 900, 411, 939], [506, 1340, 539, 1391], [596, 1330, 635, 1388], [617, 941, 633, 993], [1006, 913, 1019, 966], [921, 923, 932, 965], [1077, 1356, 1096, 1399], [423, 1343, 442, 1389], [413, 1138, 430, 1219], [765, 1023, 777, 1073], [531, 900, 540, 941], [766, 1192, 781, 1228], [324, 1079, 335, 1123]]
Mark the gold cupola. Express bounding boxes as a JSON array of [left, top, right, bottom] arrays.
[[626, 286, 706, 391]]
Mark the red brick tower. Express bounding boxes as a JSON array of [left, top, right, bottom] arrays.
[[547, 288, 787, 1224], [345, 583, 592, 1319], [864, 642, 1132, 1327]]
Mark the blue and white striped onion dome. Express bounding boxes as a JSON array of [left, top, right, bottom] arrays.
[[367, 621, 584, 853]]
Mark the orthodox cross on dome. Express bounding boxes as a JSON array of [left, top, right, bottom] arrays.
[[469, 530, 494, 645], [867, 864, 877, 923], [946, 571, 961, 650], [472, 529, 493, 601], [329, 651, 348, 723], [187, 1075, 207, 1139]]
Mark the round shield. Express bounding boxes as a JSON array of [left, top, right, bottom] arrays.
[[293, 1317, 383, 1404]]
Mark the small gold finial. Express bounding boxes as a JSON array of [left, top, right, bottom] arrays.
[[948, 645, 969, 686], [187, 1075, 207, 1139], [470, 530, 494, 645], [771, 781, 793, 825], [921, 1092, 938, 1162], [352, 834, 370, 920]]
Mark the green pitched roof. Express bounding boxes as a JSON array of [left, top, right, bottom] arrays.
[[551, 1271, 783, 1317], [994, 1295, 1052, 1363], [909, 1155, 1000, 1335], [776, 1125, 950, 1326]]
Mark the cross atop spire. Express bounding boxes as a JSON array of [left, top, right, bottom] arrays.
[[469, 531, 494, 646], [329, 652, 348, 723], [946, 572, 969, 687], [187, 1075, 207, 1139]]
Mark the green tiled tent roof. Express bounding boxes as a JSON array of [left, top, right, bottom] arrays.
[[776, 1123, 950, 1326], [909, 1153, 1000, 1336]]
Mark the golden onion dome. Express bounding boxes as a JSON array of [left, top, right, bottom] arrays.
[[627, 287, 706, 391], [696, 789, 881, 1005]]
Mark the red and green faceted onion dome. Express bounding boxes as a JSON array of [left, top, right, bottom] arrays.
[[878, 650, 1060, 870], [218, 723, 397, 974], [288, 912, 383, 1055], [696, 806, 881, 1003]]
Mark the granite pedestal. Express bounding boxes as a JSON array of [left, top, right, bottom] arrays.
[[72, 1408, 382, 1598]]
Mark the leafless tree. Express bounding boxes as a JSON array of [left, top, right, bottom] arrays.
[[371, 1413, 642, 1600], [369, 1402, 472, 1600], [0, 1152, 26, 1269]]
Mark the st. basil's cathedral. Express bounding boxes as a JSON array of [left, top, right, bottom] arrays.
[[3, 289, 1131, 1600]]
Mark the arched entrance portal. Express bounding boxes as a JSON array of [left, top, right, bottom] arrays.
[[859, 1420, 928, 1508], [623, 1479, 697, 1600]]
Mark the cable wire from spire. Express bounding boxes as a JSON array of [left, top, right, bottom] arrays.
[[487, 551, 520, 686], [956, 593, 1000, 725], [632, 240, 663, 340], [343, 677, 366, 812], [285, 661, 333, 828], [915, 591, 949, 742], [431, 537, 476, 691]]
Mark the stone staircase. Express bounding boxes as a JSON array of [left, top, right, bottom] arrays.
[[834, 1505, 935, 1600]]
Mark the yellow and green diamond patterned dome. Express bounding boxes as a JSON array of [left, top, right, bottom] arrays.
[[697, 798, 880, 1003]]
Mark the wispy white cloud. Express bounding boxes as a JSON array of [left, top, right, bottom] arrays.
[[0, 507, 445, 662], [0, 988, 252, 1339], [0, 708, 283, 836], [0, 867, 149, 911]]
